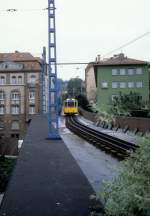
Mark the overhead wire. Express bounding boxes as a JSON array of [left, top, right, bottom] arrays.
[[0, 8, 149, 64], [102, 30, 150, 58]]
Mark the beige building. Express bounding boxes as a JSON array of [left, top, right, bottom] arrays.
[[0, 51, 42, 142], [85, 63, 97, 103]]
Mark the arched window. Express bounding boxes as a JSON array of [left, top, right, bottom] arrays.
[[30, 75, 36, 83], [11, 76, 17, 84], [11, 121, 19, 130], [18, 76, 22, 84], [0, 76, 6, 85]]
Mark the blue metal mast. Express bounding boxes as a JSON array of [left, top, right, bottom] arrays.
[[41, 47, 46, 114], [48, 0, 60, 139]]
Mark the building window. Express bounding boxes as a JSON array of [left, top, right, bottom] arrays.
[[136, 68, 143, 75], [18, 76, 22, 84], [112, 82, 118, 88], [11, 105, 19, 114], [0, 91, 5, 100], [128, 68, 134, 75], [136, 81, 143, 88], [0, 121, 4, 130], [11, 76, 17, 84], [101, 81, 108, 89], [29, 105, 35, 114], [11, 92, 20, 100], [29, 91, 35, 99], [0, 76, 6, 85], [29, 91, 35, 104], [120, 82, 126, 88], [120, 68, 126, 75], [112, 69, 118, 75], [11, 121, 20, 130], [128, 82, 134, 88], [30, 75, 36, 83], [0, 105, 5, 114]]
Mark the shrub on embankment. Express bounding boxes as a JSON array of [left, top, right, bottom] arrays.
[[93, 136, 150, 216], [0, 157, 16, 193]]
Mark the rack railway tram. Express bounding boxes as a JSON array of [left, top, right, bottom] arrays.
[[63, 98, 78, 115]]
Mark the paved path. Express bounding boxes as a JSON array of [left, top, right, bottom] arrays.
[[0, 115, 96, 216]]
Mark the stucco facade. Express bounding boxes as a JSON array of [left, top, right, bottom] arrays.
[[85, 64, 96, 103], [85, 54, 150, 111], [0, 52, 42, 143]]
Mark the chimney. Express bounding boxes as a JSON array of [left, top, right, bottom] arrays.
[[95, 54, 101, 62]]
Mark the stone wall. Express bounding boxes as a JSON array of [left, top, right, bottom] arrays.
[[79, 107, 150, 132]]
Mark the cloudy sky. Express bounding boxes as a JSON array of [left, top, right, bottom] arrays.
[[1, 0, 150, 80]]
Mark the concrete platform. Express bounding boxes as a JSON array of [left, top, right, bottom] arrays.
[[0, 115, 96, 216]]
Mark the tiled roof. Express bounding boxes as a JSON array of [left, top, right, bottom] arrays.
[[0, 51, 37, 62], [89, 54, 148, 67], [0, 51, 41, 71]]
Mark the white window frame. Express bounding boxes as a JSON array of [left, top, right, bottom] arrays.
[[101, 81, 108, 89], [136, 68, 143, 75], [11, 76, 17, 84], [29, 91, 35, 99], [18, 76, 23, 84], [112, 82, 118, 88], [128, 82, 134, 88], [0, 91, 4, 100], [0, 106, 5, 114], [29, 105, 35, 114], [136, 81, 143, 88], [128, 68, 134, 75], [120, 68, 126, 75], [120, 82, 126, 88], [30, 75, 36, 83], [11, 92, 20, 100], [112, 69, 118, 76], [11, 105, 19, 114], [0, 76, 6, 85]]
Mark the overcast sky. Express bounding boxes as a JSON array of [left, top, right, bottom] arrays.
[[1, 0, 150, 80]]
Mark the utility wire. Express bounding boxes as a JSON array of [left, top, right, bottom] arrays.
[[0, 7, 53, 13], [0, 8, 49, 13], [102, 30, 150, 58]]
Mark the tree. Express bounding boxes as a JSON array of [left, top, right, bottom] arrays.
[[99, 135, 150, 216], [111, 91, 143, 116], [67, 77, 85, 97]]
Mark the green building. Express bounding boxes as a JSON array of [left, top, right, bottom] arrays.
[[86, 53, 150, 111]]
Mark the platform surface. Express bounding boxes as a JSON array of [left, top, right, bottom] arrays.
[[0, 115, 95, 216]]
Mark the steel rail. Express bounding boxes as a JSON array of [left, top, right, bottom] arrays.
[[66, 116, 138, 159]]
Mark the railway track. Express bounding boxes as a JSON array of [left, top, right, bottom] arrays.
[[66, 115, 138, 159]]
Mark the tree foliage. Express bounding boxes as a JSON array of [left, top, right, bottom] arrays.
[[67, 77, 85, 97], [111, 91, 143, 116], [99, 136, 150, 216]]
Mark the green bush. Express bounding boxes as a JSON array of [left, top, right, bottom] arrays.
[[99, 136, 150, 216], [0, 157, 16, 193]]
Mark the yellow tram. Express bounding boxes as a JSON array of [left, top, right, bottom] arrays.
[[63, 98, 78, 115]]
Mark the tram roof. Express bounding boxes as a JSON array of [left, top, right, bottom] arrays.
[[65, 98, 77, 102]]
